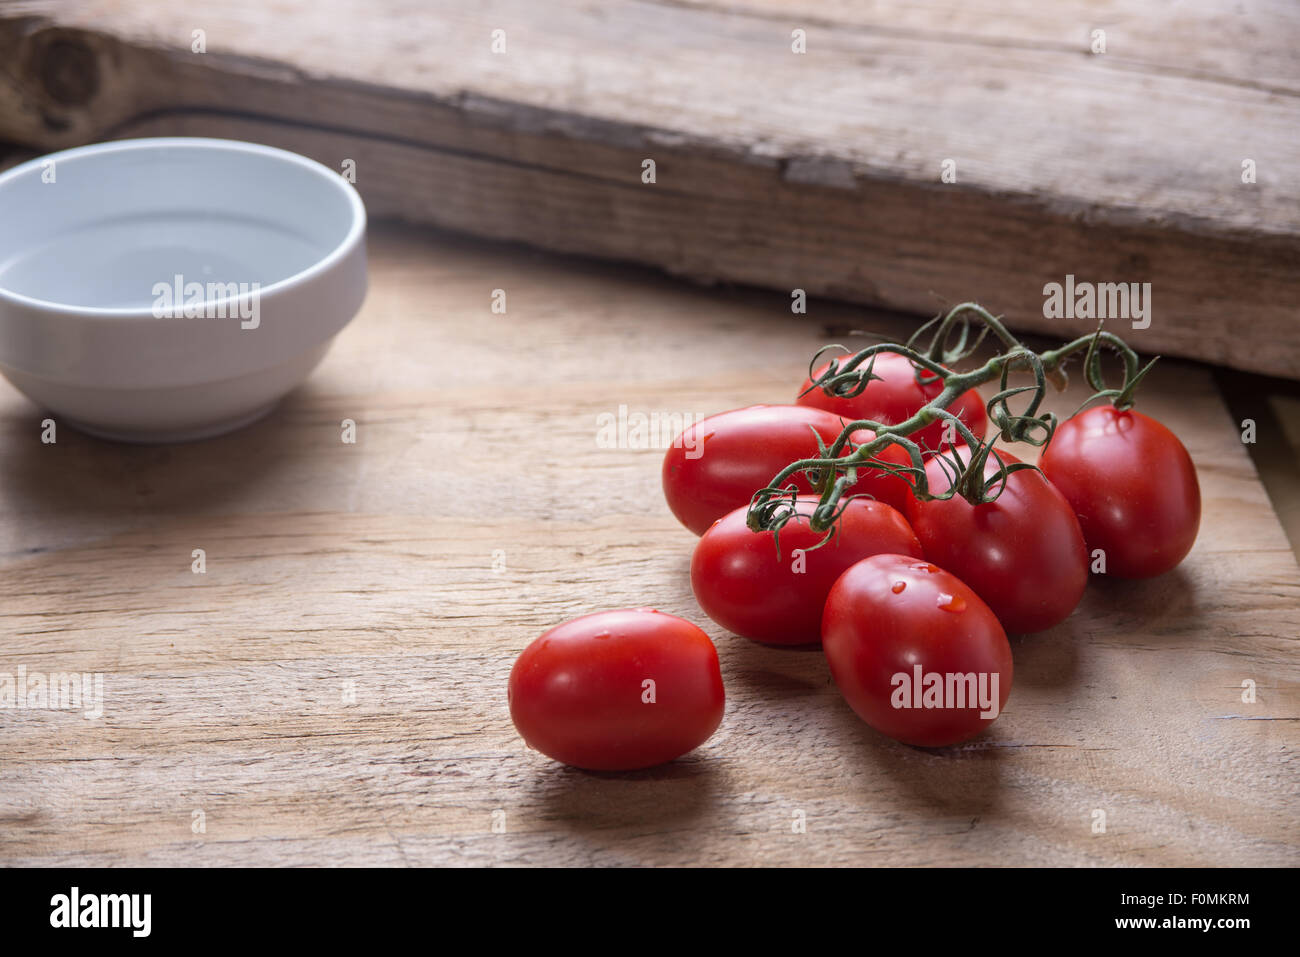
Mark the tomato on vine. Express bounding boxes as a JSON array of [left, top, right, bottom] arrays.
[[904, 446, 1088, 634], [663, 404, 912, 535], [797, 352, 987, 456], [691, 497, 923, 645], [1040, 404, 1200, 578], [822, 554, 1013, 747]]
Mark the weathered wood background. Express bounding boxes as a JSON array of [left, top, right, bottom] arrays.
[[1, 1, 1298, 376], [0, 226, 1296, 866]]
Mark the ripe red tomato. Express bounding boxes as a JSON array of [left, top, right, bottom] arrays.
[[904, 447, 1087, 634], [797, 353, 987, 456], [508, 609, 725, 771], [663, 404, 912, 535], [1039, 405, 1200, 579], [691, 497, 923, 645], [822, 554, 1013, 747]]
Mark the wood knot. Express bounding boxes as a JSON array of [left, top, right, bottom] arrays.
[[35, 34, 100, 107]]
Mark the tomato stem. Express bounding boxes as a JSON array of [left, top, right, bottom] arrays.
[[749, 304, 1157, 533]]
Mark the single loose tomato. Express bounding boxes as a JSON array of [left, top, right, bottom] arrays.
[[904, 447, 1087, 634], [1039, 405, 1200, 579], [508, 609, 725, 771], [797, 353, 987, 456], [663, 404, 912, 535], [691, 497, 923, 645], [822, 554, 1013, 747]]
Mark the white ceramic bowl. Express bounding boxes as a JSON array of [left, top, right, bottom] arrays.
[[0, 137, 366, 442]]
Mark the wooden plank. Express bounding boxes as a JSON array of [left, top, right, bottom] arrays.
[[1, 2, 1298, 376], [0, 224, 1296, 866], [1217, 369, 1300, 558]]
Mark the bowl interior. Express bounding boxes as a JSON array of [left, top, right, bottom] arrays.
[[0, 139, 358, 311]]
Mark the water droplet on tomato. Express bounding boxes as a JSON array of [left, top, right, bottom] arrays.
[[912, 562, 940, 574], [891, 581, 907, 594], [937, 593, 966, 612], [593, 631, 612, 640]]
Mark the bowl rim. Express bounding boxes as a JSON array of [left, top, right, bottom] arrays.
[[0, 136, 367, 320]]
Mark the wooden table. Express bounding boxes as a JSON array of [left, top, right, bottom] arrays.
[[4, 0, 1300, 376], [1, 224, 1296, 866]]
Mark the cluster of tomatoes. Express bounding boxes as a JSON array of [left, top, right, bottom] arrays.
[[509, 349, 1201, 769]]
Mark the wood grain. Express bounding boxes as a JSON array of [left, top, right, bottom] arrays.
[[1, 1, 1298, 376], [0, 225, 1296, 866]]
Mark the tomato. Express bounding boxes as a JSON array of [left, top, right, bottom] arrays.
[[797, 352, 987, 456], [508, 609, 725, 771], [1039, 405, 1200, 579], [822, 554, 1013, 747], [904, 447, 1087, 634], [663, 404, 912, 535], [691, 497, 923, 645]]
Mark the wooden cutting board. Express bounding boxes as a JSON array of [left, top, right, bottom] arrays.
[[1, 225, 1295, 866], [2, 1, 1299, 377]]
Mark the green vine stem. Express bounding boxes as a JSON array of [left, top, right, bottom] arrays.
[[746, 302, 1158, 535]]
